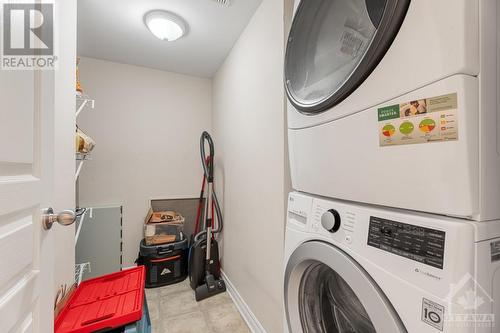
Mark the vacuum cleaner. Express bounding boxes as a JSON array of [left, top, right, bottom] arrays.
[[189, 131, 226, 301]]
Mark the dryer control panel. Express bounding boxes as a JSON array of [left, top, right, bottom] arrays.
[[367, 216, 446, 269]]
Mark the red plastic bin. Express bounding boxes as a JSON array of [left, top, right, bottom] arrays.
[[55, 266, 146, 333]]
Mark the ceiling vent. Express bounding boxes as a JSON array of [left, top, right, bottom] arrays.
[[211, 0, 231, 6]]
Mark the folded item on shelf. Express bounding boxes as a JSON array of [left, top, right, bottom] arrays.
[[144, 234, 177, 245], [144, 208, 185, 245], [149, 210, 183, 224], [75, 126, 95, 154]]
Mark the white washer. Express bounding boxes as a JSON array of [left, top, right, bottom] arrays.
[[285, 0, 500, 221], [284, 192, 500, 332]]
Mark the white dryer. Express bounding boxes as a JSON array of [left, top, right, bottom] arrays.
[[285, 0, 500, 221], [284, 192, 500, 332]]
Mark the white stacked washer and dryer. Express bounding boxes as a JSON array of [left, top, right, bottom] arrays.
[[283, 0, 500, 332]]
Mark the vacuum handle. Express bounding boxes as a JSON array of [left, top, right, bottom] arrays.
[[205, 226, 212, 272], [205, 181, 213, 263], [200, 131, 214, 182]]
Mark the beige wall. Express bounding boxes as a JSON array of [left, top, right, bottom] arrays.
[[212, 0, 287, 332], [77, 57, 212, 266]]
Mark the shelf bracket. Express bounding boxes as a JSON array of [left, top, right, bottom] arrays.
[[76, 97, 95, 118]]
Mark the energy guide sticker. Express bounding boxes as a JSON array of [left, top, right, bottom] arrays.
[[378, 93, 458, 147]]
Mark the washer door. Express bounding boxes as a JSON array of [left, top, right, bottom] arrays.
[[284, 241, 407, 333], [285, 0, 410, 114]]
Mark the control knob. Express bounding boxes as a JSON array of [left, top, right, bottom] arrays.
[[321, 209, 341, 233]]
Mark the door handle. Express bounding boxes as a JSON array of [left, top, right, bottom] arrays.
[[42, 207, 76, 230]]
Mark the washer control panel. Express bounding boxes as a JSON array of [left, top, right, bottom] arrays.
[[367, 216, 446, 269], [311, 202, 354, 245]]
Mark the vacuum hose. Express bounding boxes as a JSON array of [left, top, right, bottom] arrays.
[[200, 131, 223, 234]]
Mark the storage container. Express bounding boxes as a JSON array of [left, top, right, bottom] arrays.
[[105, 297, 151, 333], [123, 297, 151, 333], [137, 237, 188, 288], [144, 208, 185, 246], [55, 267, 146, 333]]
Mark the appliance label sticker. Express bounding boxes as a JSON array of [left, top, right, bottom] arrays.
[[421, 298, 445, 331], [378, 93, 458, 147], [491, 240, 500, 262]]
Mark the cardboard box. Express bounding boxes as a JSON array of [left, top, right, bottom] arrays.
[[144, 207, 184, 246]]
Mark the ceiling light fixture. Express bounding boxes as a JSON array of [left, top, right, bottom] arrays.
[[144, 10, 188, 42]]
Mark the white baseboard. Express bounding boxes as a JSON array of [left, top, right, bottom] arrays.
[[221, 271, 267, 333]]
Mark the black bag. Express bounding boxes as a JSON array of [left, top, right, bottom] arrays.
[[189, 236, 220, 290], [136, 238, 188, 288]]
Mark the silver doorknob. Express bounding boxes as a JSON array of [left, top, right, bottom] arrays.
[[42, 207, 76, 230]]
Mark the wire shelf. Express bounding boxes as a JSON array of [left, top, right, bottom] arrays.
[[76, 152, 92, 161], [75, 262, 91, 285], [75, 207, 89, 245], [76, 153, 92, 180]]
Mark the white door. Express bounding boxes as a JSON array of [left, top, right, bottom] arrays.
[[0, 1, 76, 332]]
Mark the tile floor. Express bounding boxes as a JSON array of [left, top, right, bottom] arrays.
[[145, 279, 251, 333]]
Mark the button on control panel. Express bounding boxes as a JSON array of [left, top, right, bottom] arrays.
[[321, 209, 341, 233], [344, 235, 352, 244]]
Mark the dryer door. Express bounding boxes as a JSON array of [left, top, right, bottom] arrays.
[[284, 241, 407, 333], [285, 0, 410, 114]]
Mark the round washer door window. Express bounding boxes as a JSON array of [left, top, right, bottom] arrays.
[[284, 241, 407, 333], [285, 0, 410, 114], [300, 263, 376, 332]]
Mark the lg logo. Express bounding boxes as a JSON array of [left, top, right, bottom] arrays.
[[3, 3, 54, 56]]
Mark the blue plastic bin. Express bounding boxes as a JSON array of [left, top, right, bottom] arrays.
[[124, 295, 151, 333]]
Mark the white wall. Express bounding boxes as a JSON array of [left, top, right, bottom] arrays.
[[77, 57, 212, 266], [212, 0, 287, 332]]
